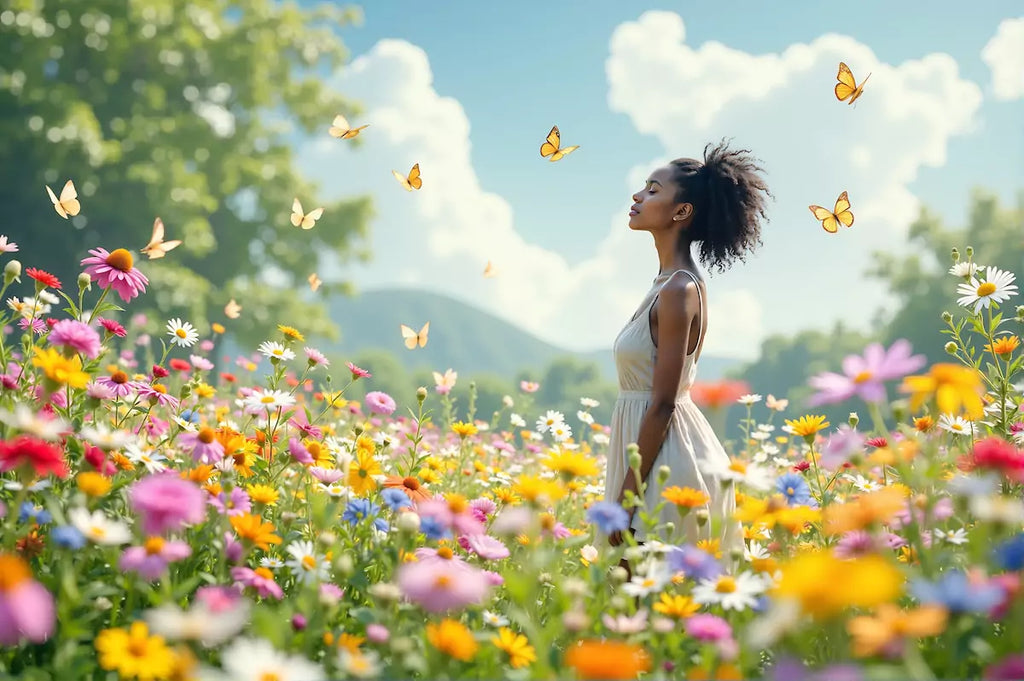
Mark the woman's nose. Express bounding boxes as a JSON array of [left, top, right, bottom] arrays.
[[631, 193, 640, 203]]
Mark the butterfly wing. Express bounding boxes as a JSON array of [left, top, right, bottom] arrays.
[[46, 184, 68, 219], [328, 114, 350, 138], [400, 324, 418, 349], [417, 321, 430, 347], [408, 163, 422, 190], [301, 207, 324, 230], [847, 72, 871, 105], [835, 62, 858, 102], [540, 126, 560, 158], [225, 299, 242, 319], [833, 191, 854, 228], [291, 198, 305, 227], [809, 204, 839, 234], [392, 169, 412, 191], [58, 179, 80, 217], [342, 124, 369, 139], [550, 144, 579, 162], [308, 273, 322, 292]]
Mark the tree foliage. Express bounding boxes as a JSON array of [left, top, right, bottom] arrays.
[[0, 0, 371, 344]]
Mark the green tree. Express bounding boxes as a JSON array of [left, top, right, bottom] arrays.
[[1, 0, 371, 345]]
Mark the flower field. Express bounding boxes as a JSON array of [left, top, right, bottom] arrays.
[[1, 240, 1023, 681]]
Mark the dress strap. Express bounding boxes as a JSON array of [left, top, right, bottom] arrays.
[[678, 269, 704, 353]]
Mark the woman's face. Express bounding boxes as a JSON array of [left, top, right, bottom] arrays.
[[628, 165, 689, 232]]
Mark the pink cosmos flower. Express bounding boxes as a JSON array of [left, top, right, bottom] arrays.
[[346, 361, 371, 379], [396, 560, 490, 613], [190, 355, 214, 371], [808, 339, 926, 406], [820, 425, 866, 470], [86, 382, 116, 401], [481, 569, 504, 586], [80, 247, 149, 302], [135, 383, 179, 409], [319, 583, 344, 606], [195, 585, 242, 613], [177, 429, 225, 464], [366, 623, 389, 643], [365, 391, 396, 416], [0, 236, 18, 253], [685, 613, 733, 642], [119, 538, 192, 580], [520, 381, 539, 393], [97, 318, 126, 337], [0, 554, 54, 645], [129, 475, 206, 535], [231, 566, 283, 600], [460, 534, 510, 560], [287, 437, 314, 464], [47, 319, 102, 359], [304, 347, 329, 368], [603, 609, 649, 634], [416, 498, 485, 536], [209, 487, 251, 517], [288, 410, 322, 440], [833, 530, 878, 558], [309, 466, 344, 484]]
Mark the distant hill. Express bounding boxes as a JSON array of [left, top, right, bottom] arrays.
[[290, 288, 743, 382]]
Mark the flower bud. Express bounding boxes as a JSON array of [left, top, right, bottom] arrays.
[[502, 395, 514, 408], [1016, 305, 1024, 320], [291, 614, 307, 631], [848, 412, 859, 428], [950, 247, 959, 263], [663, 521, 675, 535], [319, 531, 337, 547], [965, 246, 974, 258], [334, 553, 355, 576], [657, 465, 671, 485], [941, 311, 953, 323], [695, 508, 710, 527], [3, 260, 21, 284], [95, 596, 113, 611], [416, 386, 427, 403], [624, 546, 645, 563], [396, 511, 420, 533], [627, 444, 642, 470], [944, 341, 958, 355], [891, 400, 908, 423], [609, 566, 629, 584], [77, 272, 92, 291]]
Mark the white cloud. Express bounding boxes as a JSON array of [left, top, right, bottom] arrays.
[[298, 16, 981, 364], [981, 17, 1024, 100]]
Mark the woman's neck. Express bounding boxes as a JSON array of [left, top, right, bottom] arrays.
[[653, 232, 695, 275]]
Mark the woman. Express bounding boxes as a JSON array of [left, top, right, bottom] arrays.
[[606, 139, 771, 549]]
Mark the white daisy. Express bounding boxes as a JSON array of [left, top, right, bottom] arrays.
[[937, 413, 976, 436], [700, 457, 774, 491], [242, 389, 296, 414], [124, 443, 168, 474], [592, 432, 610, 445], [285, 540, 330, 584], [933, 527, 969, 545], [145, 600, 249, 647], [737, 394, 762, 405], [338, 650, 381, 679], [257, 341, 295, 362], [621, 561, 671, 598], [949, 261, 984, 278], [956, 266, 1018, 314], [321, 482, 349, 499], [550, 422, 573, 442], [843, 474, 882, 493], [577, 410, 594, 425], [692, 571, 768, 611], [166, 318, 199, 348], [969, 495, 1024, 524], [214, 637, 326, 681], [536, 410, 565, 434], [259, 556, 284, 570], [0, 404, 69, 441], [580, 397, 600, 408], [80, 423, 134, 451], [482, 610, 509, 627], [510, 413, 526, 428], [69, 507, 131, 545]]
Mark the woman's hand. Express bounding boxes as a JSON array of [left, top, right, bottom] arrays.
[[609, 481, 638, 547]]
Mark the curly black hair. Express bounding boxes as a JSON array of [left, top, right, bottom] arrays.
[[670, 139, 772, 273]]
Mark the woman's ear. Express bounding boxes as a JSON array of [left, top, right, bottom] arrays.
[[674, 202, 694, 222]]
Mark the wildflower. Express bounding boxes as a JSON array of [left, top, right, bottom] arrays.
[[120, 537, 192, 580], [98, 317, 127, 337], [144, 598, 249, 647], [229, 514, 282, 550], [463, 534, 510, 560], [231, 567, 284, 600], [986, 334, 1020, 357], [847, 604, 947, 658], [95, 621, 176, 680], [692, 571, 768, 611], [0, 404, 69, 441], [774, 550, 903, 618], [784, 415, 830, 440], [177, 427, 225, 464], [824, 486, 907, 535], [938, 413, 976, 436], [285, 540, 330, 584], [348, 449, 382, 496], [364, 391, 396, 415], [512, 474, 566, 504], [210, 487, 252, 517], [81, 247, 149, 302], [0, 235, 17, 253], [911, 570, 1005, 614], [564, 640, 651, 680], [346, 361, 369, 379], [653, 593, 700, 619], [216, 637, 325, 681], [585, 501, 630, 534], [397, 560, 491, 613], [165, 318, 199, 348], [247, 484, 279, 506], [381, 487, 412, 511], [901, 363, 985, 420], [492, 627, 536, 668], [691, 380, 750, 409], [342, 498, 389, 532], [808, 340, 925, 406], [302, 346, 328, 367], [956, 266, 1018, 313], [452, 420, 478, 438], [543, 449, 599, 480], [242, 389, 296, 414], [993, 533, 1024, 571], [666, 544, 722, 581], [135, 383, 179, 410], [47, 319, 102, 359], [520, 380, 539, 393], [25, 267, 61, 290], [257, 341, 295, 362], [700, 457, 774, 491], [0, 435, 68, 478], [77, 471, 112, 497], [775, 472, 813, 507], [0, 554, 55, 644], [536, 410, 565, 433], [69, 507, 132, 546], [129, 475, 206, 535], [965, 437, 1024, 481], [685, 613, 733, 642], [738, 393, 762, 405], [31, 346, 89, 389]]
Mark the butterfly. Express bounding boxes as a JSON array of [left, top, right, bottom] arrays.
[[539, 126, 579, 162], [483, 260, 497, 278], [290, 198, 324, 230], [834, 62, 871, 105], [392, 163, 422, 191], [140, 217, 182, 259], [224, 299, 242, 319], [308, 273, 322, 292], [808, 191, 855, 234], [328, 114, 369, 140], [45, 179, 81, 219], [400, 322, 429, 349]]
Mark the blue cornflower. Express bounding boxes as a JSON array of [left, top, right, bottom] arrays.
[[911, 570, 1005, 614], [585, 500, 630, 534], [666, 544, 722, 581], [372, 518, 390, 533], [19, 502, 52, 525], [775, 472, 813, 507], [993, 533, 1024, 571], [180, 408, 201, 424], [342, 498, 382, 525], [381, 488, 412, 512], [419, 516, 451, 541], [51, 525, 86, 550]]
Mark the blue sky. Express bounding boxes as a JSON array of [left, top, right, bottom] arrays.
[[291, 2, 1023, 359]]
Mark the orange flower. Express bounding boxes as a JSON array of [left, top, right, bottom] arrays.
[[565, 640, 651, 680], [847, 604, 947, 657], [690, 380, 750, 410], [662, 486, 710, 508], [229, 514, 282, 550], [984, 334, 1019, 357], [383, 475, 432, 503], [824, 487, 908, 535]]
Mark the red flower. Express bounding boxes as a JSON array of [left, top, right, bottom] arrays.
[[865, 437, 888, 448], [969, 437, 1024, 481], [169, 358, 191, 372], [220, 372, 237, 383], [347, 361, 372, 380], [0, 436, 68, 478], [151, 364, 170, 379], [24, 268, 62, 290], [690, 380, 750, 410], [98, 318, 127, 338], [792, 460, 811, 473], [83, 444, 117, 476]]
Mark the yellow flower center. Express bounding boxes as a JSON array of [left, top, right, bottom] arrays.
[[175, 328, 188, 338], [715, 576, 737, 593], [446, 494, 468, 514], [434, 574, 452, 588], [105, 248, 134, 272], [111, 370, 129, 385], [977, 282, 997, 297], [301, 555, 316, 571], [259, 673, 281, 681], [128, 636, 150, 658], [197, 427, 215, 444], [90, 525, 107, 538], [254, 567, 274, 580], [436, 546, 454, 560], [260, 395, 276, 404], [853, 370, 872, 383], [144, 537, 165, 555], [728, 461, 747, 474]]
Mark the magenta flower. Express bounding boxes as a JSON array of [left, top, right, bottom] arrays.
[[97, 318, 127, 338], [309, 466, 344, 484], [685, 613, 733, 642], [416, 498, 485, 536], [231, 566, 283, 600], [209, 487, 252, 517], [319, 583, 344, 606], [135, 382, 180, 410], [346, 361, 371, 379], [0, 555, 54, 645], [178, 428, 225, 464], [80, 247, 149, 302], [833, 530, 878, 558], [365, 391, 396, 415], [304, 347, 329, 368], [129, 474, 206, 535], [195, 585, 243, 613], [287, 437, 314, 464], [47, 319, 102, 359], [820, 425, 866, 470], [462, 534, 510, 560], [119, 538, 192, 580], [366, 623, 389, 643], [396, 560, 491, 613], [288, 410, 322, 440], [808, 339, 926, 406]]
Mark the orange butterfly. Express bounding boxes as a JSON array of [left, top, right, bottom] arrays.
[[290, 198, 323, 230], [224, 299, 242, 319], [392, 163, 422, 191], [141, 218, 182, 259], [328, 114, 368, 140], [539, 126, 578, 162], [45, 179, 81, 219], [809, 191, 854, 234], [400, 322, 429, 349], [308, 273, 322, 292], [835, 62, 871, 105]]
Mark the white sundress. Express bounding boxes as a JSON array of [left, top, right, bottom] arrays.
[[604, 269, 742, 549]]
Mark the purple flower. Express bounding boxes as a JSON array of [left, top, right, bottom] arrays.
[[209, 487, 252, 517], [47, 319, 102, 359], [462, 534, 510, 560], [911, 570, 1005, 613], [129, 475, 206, 535], [396, 560, 491, 613], [666, 544, 722, 581], [287, 437, 314, 464], [808, 339, 926, 406], [986, 654, 1024, 681], [820, 425, 866, 470], [833, 531, 878, 558], [685, 613, 732, 641], [585, 501, 630, 534], [365, 391, 396, 416], [80, 247, 149, 303], [119, 538, 191, 580], [231, 566, 283, 600], [177, 428, 225, 464]]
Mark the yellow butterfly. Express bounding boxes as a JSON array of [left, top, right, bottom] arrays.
[[224, 298, 242, 319], [835, 62, 871, 105], [809, 191, 855, 234], [392, 163, 423, 191], [483, 260, 497, 278], [308, 272, 322, 292], [328, 114, 369, 140], [400, 322, 429, 349], [45, 179, 81, 219], [290, 198, 324, 230], [141, 217, 182, 259], [539, 126, 579, 162]]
